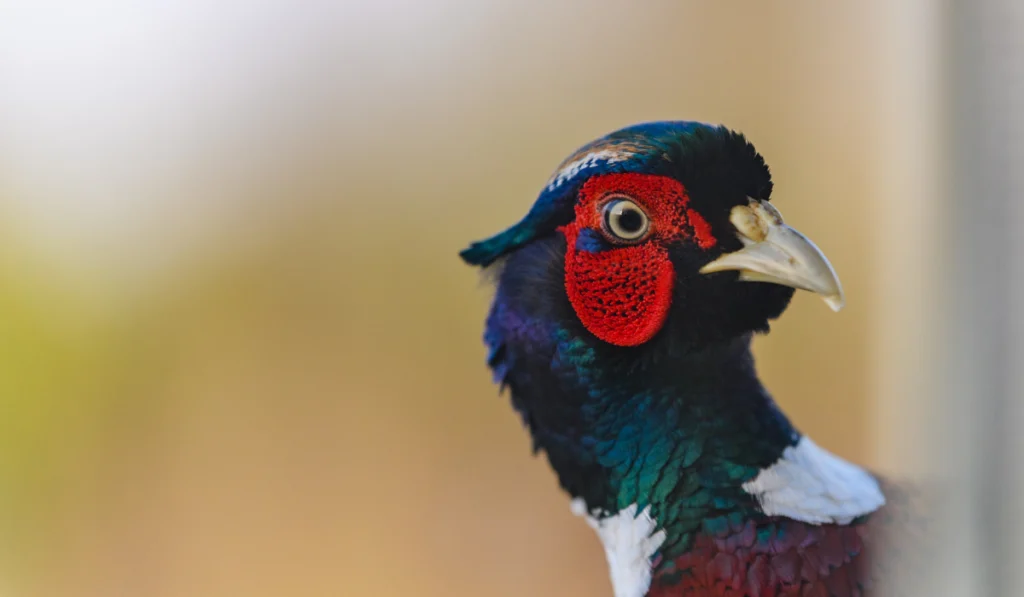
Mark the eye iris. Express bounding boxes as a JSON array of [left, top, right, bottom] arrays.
[[603, 199, 649, 241]]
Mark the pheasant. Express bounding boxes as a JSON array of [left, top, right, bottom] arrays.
[[460, 122, 917, 597]]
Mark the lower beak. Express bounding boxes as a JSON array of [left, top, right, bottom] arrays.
[[699, 201, 845, 312]]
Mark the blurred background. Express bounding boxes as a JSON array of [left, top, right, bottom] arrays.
[[0, 1, 1017, 596]]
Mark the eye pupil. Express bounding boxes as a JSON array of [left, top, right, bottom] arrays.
[[602, 198, 650, 242], [616, 208, 643, 233]]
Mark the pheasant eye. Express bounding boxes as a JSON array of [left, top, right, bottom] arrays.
[[602, 197, 650, 242]]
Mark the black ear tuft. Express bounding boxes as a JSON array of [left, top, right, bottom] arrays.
[[459, 226, 532, 267], [459, 186, 578, 267], [459, 244, 493, 266]]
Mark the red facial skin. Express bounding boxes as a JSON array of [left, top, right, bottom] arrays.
[[560, 173, 717, 347]]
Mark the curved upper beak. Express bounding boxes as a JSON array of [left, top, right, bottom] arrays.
[[699, 200, 845, 312]]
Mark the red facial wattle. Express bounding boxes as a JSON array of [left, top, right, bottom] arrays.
[[561, 173, 717, 347]]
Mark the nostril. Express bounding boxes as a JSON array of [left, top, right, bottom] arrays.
[[729, 204, 768, 242]]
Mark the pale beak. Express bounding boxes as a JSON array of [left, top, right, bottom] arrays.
[[699, 200, 845, 312]]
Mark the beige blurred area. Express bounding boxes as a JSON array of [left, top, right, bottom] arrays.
[[0, 3, 940, 596]]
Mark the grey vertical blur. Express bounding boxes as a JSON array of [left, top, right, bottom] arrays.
[[940, 0, 1024, 595]]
